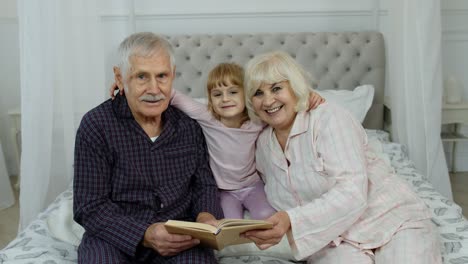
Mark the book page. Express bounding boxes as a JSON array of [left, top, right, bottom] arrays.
[[164, 219, 273, 250], [165, 220, 218, 234], [216, 223, 272, 249], [217, 219, 272, 229]]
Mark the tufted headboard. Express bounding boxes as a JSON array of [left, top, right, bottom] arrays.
[[165, 31, 385, 129]]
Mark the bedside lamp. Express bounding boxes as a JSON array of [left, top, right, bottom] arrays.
[[444, 75, 463, 104]]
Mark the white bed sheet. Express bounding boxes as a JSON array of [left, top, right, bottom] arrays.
[[0, 130, 466, 264]]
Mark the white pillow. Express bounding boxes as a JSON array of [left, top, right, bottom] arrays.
[[193, 97, 208, 104], [46, 196, 84, 246], [317, 84, 374, 123]]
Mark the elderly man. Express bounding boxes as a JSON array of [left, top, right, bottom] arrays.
[[73, 32, 223, 263]]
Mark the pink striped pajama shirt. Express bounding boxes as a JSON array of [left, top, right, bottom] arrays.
[[255, 102, 441, 263]]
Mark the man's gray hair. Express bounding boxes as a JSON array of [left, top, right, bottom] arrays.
[[117, 32, 175, 79]]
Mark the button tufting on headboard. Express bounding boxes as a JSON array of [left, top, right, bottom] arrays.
[[164, 31, 385, 129]]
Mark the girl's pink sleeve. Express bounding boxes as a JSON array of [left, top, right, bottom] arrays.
[[170, 90, 212, 121]]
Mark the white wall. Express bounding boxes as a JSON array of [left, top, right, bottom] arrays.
[[441, 0, 468, 171], [0, 0, 20, 176], [98, 0, 381, 85], [1, 0, 468, 176]]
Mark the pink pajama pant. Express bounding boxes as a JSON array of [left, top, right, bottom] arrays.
[[306, 219, 442, 264], [219, 180, 276, 220]]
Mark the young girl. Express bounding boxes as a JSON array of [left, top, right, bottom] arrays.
[[110, 62, 324, 220]]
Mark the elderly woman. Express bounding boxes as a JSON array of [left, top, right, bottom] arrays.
[[242, 51, 441, 264]]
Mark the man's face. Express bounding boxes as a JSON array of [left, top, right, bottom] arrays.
[[116, 50, 174, 122]]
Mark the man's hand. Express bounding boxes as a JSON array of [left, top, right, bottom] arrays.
[[142, 223, 200, 256], [109, 82, 124, 100], [308, 91, 325, 110], [243, 211, 291, 250]]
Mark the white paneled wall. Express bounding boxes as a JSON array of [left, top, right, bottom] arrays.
[[442, 1, 468, 171], [0, 5, 20, 177], [125, 0, 377, 15], [134, 12, 376, 35], [98, 1, 382, 109], [1, 0, 468, 177]]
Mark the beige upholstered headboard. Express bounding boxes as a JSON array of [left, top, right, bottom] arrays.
[[165, 32, 385, 129]]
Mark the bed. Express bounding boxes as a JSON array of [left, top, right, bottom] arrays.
[[1, 31, 467, 264]]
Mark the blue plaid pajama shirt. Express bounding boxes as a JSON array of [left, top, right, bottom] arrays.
[[73, 95, 223, 263]]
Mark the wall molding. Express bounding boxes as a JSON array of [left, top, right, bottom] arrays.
[[101, 15, 131, 22], [442, 9, 468, 16], [442, 7, 468, 42], [101, 10, 389, 21], [6, 9, 392, 24], [442, 30, 468, 42]]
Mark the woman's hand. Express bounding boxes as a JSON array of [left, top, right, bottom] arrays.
[[196, 212, 219, 227], [307, 91, 325, 110], [109, 82, 124, 100], [243, 211, 291, 250]]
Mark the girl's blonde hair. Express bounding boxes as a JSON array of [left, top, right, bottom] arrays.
[[244, 51, 313, 121], [206, 63, 249, 123]]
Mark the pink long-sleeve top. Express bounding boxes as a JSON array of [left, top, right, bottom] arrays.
[[255, 102, 431, 260], [171, 91, 262, 190]]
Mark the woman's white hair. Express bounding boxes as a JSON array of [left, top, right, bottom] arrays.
[[244, 51, 314, 121], [117, 32, 175, 81]]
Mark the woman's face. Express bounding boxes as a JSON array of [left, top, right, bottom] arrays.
[[251, 80, 298, 132]]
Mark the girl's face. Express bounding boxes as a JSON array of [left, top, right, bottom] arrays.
[[210, 81, 246, 126], [251, 80, 298, 132]]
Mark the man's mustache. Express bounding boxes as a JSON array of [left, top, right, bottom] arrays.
[[139, 94, 166, 102]]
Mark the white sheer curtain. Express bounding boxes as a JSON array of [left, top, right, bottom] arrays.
[[387, 0, 453, 199], [17, 0, 105, 230]]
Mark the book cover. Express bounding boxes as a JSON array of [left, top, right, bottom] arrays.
[[164, 219, 273, 250]]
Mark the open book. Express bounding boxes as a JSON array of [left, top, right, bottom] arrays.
[[164, 219, 273, 250]]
